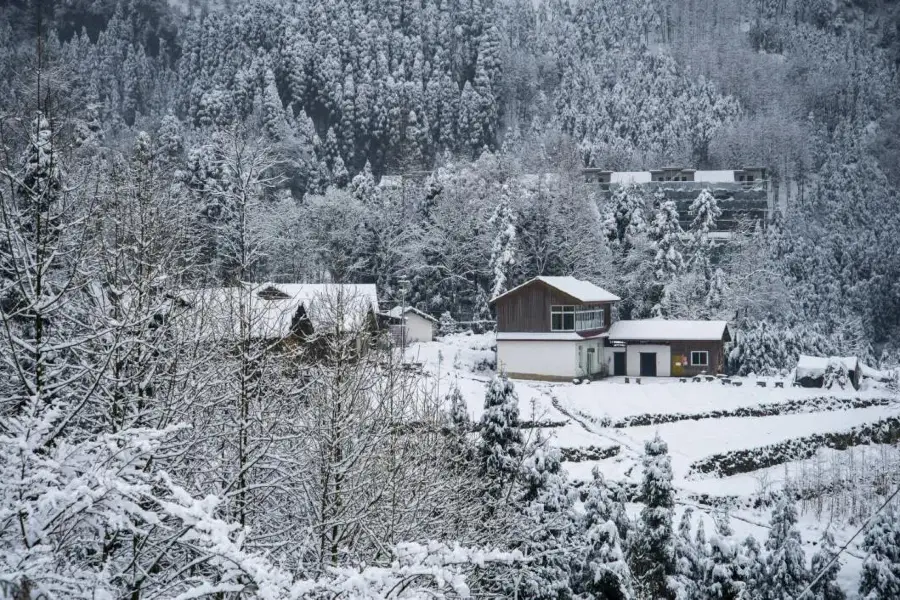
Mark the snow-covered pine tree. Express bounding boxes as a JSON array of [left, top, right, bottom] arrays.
[[479, 375, 524, 498], [701, 533, 743, 600], [583, 520, 634, 600], [737, 534, 764, 595], [696, 514, 708, 547], [350, 160, 377, 205], [688, 188, 722, 279], [759, 495, 809, 600], [608, 183, 648, 249], [438, 310, 458, 337], [650, 199, 685, 281], [858, 506, 900, 600], [714, 505, 734, 537], [487, 191, 517, 301], [513, 433, 577, 599], [447, 383, 473, 464], [704, 267, 730, 318], [674, 508, 702, 599], [649, 199, 685, 317], [808, 530, 846, 600], [631, 433, 677, 600]]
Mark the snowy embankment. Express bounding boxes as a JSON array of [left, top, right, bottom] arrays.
[[407, 332, 900, 595]]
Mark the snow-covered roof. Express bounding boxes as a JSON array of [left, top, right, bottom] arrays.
[[491, 276, 621, 304], [378, 175, 402, 188], [610, 171, 652, 184], [497, 332, 608, 342], [177, 283, 379, 340], [386, 306, 438, 322], [694, 170, 736, 182], [796, 355, 859, 379], [607, 319, 730, 341]]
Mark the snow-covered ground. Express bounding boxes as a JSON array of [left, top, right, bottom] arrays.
[[406, 332, 900, 595]]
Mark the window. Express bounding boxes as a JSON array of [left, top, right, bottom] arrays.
[[551, 305, 575, 331], [553, 306, 606, 331], [690, 351, 709, 366], [575, 307, 605, 331]]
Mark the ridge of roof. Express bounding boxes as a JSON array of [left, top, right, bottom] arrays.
[[490, 276, 621, 304]]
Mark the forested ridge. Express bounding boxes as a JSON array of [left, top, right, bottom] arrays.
[[1, 0, 900, 597]]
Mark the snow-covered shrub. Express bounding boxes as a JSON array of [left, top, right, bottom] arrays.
[[439, 310, 459, 337], [823, 360, 849, 389]]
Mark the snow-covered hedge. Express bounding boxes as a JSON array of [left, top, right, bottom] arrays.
[[558, 445, 621, 462]]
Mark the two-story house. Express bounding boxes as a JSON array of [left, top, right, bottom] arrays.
[[490, 276, 730, 380]]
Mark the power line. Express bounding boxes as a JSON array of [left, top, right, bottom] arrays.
[[794, 482, 900, 599]]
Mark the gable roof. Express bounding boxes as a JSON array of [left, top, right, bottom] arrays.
[[385, 306, 438, 322], [491, 276, 621, 304], [176, 283, 379, 340], [607, 319, 730, 342]]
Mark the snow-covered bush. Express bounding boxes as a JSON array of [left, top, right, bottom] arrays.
[[439, 310, 459, 337]]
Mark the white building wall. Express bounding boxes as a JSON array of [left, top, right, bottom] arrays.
[[606, 348, 626, 374], [497, 340, 578, 379], [404, 313, 434, 342], [576, 339, 607, 377], [625, 344, 671, 377]]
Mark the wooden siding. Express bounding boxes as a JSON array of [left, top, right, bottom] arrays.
[[669, 340, 726, 376], [614, 339, 726, 376], [495, 280, 612, 333]]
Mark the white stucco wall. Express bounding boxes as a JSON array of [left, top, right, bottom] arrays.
[[404, 313, 434, 342], [625, 344, 671, 377], [575, 340, 607, 378], [497, 340, 578, 379], [607, 348, 626, 375]]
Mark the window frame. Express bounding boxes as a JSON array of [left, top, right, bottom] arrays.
[[574, 307, 605, 332], [690, 351, 709, 367], [550, 305, 576, 331]]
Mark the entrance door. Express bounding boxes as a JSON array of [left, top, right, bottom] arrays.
[[639, 352, 657, 377], [586, 348, 595, 375], [613, 352, 626, 376]]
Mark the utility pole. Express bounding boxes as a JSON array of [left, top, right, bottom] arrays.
[[398, 277, 409, 350]]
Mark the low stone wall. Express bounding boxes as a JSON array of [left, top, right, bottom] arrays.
[[687, 417, 900, 479], [612, 396, 894, 428]]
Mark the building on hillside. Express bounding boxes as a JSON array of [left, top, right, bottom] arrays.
[[583, 167, 769, 233], [490, 276, 730, 380], [172, 283, 380, 346], [382, 306, 437, 344], [490, 277, 620, 381]]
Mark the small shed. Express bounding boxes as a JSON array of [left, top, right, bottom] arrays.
[[795, 355, 861, 390], [384, 306, 437, 344]]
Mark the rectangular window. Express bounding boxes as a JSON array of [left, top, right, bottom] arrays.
[[737, 173, 756, 189], [550, 305, 575, 331], [690, 351, 709, 366], [575, 307, 605, 331]]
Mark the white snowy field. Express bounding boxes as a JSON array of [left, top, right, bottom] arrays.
[[408, 333, 898, 490], [407, 332, 900, 594]]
